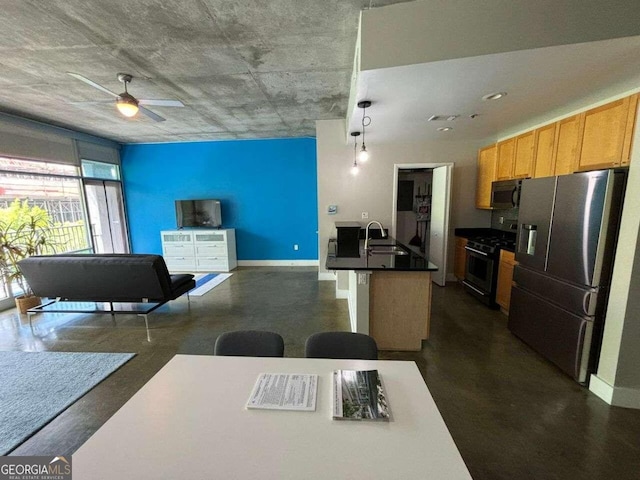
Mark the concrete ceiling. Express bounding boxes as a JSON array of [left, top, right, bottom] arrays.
[[0, 0, 412, 143], [349, 36, 640, 143]]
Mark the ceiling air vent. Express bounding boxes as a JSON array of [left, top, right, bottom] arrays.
[[428, 115, 459, 122]]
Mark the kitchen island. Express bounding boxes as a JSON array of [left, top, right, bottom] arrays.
[[326, 238, 438, 351]]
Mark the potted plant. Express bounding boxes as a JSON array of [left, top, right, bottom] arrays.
[[0, 201, 58, 314]]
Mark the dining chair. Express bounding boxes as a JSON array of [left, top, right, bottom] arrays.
[[214, 330, 285, 357], [304, 331, 378, 360]]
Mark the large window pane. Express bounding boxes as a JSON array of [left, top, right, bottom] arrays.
[[0, 157, 92, 301]]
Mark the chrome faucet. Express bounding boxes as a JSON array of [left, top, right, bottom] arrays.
[[364, 221, 387, 251]]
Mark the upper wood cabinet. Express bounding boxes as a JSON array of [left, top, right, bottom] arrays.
[[513, 131, 535, 178], [577, 95, 638, 171], [622, 94, 639, 166], [476, 144, 497, 209], [532, 123, 557, 178], [553, 114, 584, 175], [475, 93, 638, 209], [496, 138, 516, 180]]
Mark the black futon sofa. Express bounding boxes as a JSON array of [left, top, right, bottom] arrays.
[[18, 254, 195, 340]]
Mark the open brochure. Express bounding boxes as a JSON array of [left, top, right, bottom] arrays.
[[333, 370, 390, 421], [246, 373, 318, 411]]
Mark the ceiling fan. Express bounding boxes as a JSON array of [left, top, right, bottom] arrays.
[[67, 72, 184, 122]]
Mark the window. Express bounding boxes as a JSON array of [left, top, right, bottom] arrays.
[[81, 159, 121, 181], [0, 157, 91, 303]]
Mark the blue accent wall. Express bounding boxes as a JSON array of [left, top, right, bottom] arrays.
[[121, 138, 318, 260]]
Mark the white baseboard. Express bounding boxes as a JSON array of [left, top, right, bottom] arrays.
[[589, 374, 640, 409], [237, 260, 319, 267], [318, 272, 336, 281]]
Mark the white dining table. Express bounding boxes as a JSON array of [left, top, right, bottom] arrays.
[[73, 355, 472, 479]]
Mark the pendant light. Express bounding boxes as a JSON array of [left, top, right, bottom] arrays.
[[350, 131, 360, 175], [357, 100, 372, 162]]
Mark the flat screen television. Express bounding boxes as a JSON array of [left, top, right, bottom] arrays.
[[175, 199, 222, 228]]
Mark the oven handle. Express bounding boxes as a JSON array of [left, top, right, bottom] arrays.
[[462, 280, 488, 296], [465, 246, 489, 257]]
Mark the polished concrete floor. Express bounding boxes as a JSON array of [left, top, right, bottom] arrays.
[[1, 266, 639, 479]]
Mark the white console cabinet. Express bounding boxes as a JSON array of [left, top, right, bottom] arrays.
[[161, 229, 237, 273]]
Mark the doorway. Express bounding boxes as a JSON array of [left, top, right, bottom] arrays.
[[83, 180, 130, 253], [392, 163, 453, 286]]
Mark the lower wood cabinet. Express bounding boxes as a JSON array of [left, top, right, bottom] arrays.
[[454, 237, 468, 281], [496, 249, 517, 314], [369, 271, 431, 351]]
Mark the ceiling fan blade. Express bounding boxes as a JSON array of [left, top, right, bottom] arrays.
[[68, 100, 113, 106], [138, 99, 184, 107], [67, 72, 118, 98], [139, 106, 166, 122]]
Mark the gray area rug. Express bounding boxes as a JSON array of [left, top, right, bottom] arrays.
[[0, 351, 135, 455]]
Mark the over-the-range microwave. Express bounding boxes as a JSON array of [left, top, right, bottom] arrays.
[[491, 179, 522, 209]]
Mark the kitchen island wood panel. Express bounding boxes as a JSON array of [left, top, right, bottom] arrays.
[[369, 271, 432, 351]]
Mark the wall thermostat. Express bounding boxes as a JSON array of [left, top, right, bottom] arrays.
[[327, 205, 338, 215]]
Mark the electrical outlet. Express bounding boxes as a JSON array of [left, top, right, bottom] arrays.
[[361, 212, 369, 219], [293, 244, 299, 251]]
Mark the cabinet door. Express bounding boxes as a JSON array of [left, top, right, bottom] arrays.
[[578, 96, 633, 171], [513, 132, 535, 178], [496, 250, 517, 313], [454, 237, 468, 280], [496, 138, 516, 180], [553, 114, 584, 176], [532, 123, 557, 178], [622, 93, 639, 166], [476, 145, 497, 209]]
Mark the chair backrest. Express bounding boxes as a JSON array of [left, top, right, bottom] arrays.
[[214, 330, 285, 357], [304, 332, 378, 360]]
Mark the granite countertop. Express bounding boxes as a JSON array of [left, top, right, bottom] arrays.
[[325, 237, 439, 272]]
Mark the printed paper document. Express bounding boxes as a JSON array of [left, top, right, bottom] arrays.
[[247, 373, 318, 411]]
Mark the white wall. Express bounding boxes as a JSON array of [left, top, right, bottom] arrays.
[[316, 119, 490, 276], [590, 98, 640, 406], [360, 0, 640, 71]]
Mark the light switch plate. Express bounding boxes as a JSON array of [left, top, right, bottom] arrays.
[[327, 205, 337, 215]]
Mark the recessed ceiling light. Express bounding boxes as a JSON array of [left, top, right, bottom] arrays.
[[437, 127, 453, 132], [482, 92, 507, 101]]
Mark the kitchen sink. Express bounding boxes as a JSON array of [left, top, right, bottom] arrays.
[[368, 245, 409, 256]]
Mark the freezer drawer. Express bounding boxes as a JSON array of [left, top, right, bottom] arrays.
[[513, 265, 603, 317], [508, 286, 594, 383]]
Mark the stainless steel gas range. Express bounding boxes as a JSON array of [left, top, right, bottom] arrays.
[[463, 235, 515, 308]]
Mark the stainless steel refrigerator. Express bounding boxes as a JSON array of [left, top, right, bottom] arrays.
[[508, 169, 626, 384]]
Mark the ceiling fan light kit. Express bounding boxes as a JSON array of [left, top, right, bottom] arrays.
[[67, 72, 184, 122], [116, 93, 139, 118]]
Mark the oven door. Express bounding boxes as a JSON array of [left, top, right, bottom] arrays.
[[463, 246, 496, 302]]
